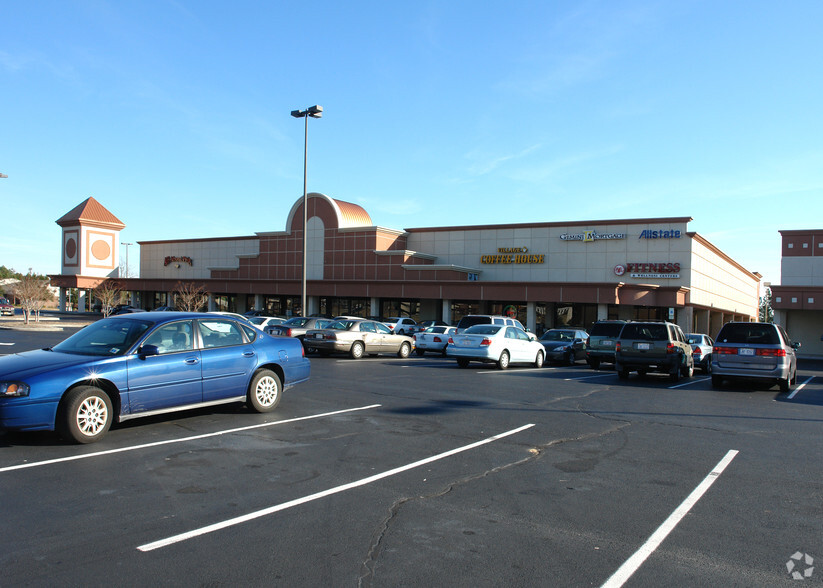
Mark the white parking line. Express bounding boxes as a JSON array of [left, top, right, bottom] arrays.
[[668, 377, 711, 389], [601, 449, 739, 588], [0, 405, 382, 474], [479, 367, 548, 374], [137, 423, 535, 552], [564, 373, 615, 381], [787, 376, 815, 400]]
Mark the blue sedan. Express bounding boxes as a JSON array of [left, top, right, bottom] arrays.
[[0, 312, 310, 443]]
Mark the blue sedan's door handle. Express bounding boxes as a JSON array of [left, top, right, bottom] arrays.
[[243, 351, 255, 357], [185, 357, 200, 365]]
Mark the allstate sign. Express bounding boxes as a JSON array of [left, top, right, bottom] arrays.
[[639, 229, 682, 239]]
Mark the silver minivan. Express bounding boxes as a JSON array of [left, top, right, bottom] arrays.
[[711, 322, 800, 392]]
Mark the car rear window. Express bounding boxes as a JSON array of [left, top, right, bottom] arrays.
[[717, 323, 780, 344], [589, 322, 623, 337], [457, 316, 491, 329], [620, 324, 668, 341], [465, 325, 502, 335]]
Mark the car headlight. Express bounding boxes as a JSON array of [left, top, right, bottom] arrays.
[[556, 345, 569, 351], [0, 382, 30, 397]]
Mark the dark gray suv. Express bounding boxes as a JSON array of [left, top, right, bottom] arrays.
[[711, 322, 799, 392], [585, 320, 626, 369], [615, 321, 694, 381]]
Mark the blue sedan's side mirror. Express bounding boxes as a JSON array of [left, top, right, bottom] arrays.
[[138, 344, 160, 358]]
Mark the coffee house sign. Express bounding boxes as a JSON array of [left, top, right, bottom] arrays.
[[481, 247, 545, 264]]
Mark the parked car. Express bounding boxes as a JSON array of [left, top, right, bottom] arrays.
[[455, 315, 526, 334], [248, 316, 286, 330], [209, 311, 253, 323], [686, 333, 714, 373], [0, 297, 14, 316], [383, 317, 418, 335], [0, 312, 311, 443], [413, 326, 455, 356], [447, 324, 544, 369], [614, 321, 694, 381], [539, 328, 589, 365], [266, 317, 334, 346], [711, 322, 799, 392], [110, 305, 147, 315], [585, 320, 627, 369], [304, 319, 414, 359], [408, 320, 449, 335]]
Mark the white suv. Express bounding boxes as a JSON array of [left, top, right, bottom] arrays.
[[455, 315, 525, 334], [384, 317, 417, 335]]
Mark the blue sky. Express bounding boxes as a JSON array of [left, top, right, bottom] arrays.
[[2, 0, 821, 286]]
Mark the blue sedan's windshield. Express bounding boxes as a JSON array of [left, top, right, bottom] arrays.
[[53, 318, 154, 356]]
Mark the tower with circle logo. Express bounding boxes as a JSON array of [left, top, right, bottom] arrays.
[[56, 197, 125, 278]]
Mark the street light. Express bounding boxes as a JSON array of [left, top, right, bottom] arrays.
[[121, 242, 134, 278], [291, 105, 323, 317]]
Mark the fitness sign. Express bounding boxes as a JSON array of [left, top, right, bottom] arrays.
[[614, 262, 681, 279]]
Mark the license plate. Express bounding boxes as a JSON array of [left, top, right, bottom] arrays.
[[739, 348, 755, 356], [602, 340, 613, 347], [315, 333, 323, 339], [636, 342, 650, 350]]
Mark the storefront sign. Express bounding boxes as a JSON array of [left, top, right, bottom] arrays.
[[481, 247, 545, 264], [615, 262, 680, 279], [639, 229, 682, 239], [560, 230, 625, 242], [164, 256, 193, 266]]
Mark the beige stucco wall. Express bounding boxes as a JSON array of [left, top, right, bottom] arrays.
[[406, 221, 692, 286], [781, 256, 823, 287], [688, 237, 759, 317], [139, 238, 259, 280]]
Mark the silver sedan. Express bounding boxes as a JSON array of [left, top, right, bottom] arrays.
[[304, 319, 414, 359]]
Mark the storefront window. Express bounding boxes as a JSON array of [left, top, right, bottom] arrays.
[[380, 300, 421, 321], [450, 301, 481, 325]]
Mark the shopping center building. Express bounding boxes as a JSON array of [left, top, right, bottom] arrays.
[[50, 194, 761, 336], [771, 229, 823, 357]]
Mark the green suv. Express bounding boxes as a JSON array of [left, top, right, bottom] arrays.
[[585, 320, 626, 369], [614, 321, 694, 381]]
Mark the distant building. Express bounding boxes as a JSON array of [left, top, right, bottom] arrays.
[[771, 230, 823, 357], [49, 193, 761, 336]]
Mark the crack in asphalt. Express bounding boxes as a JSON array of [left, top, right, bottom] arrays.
[[357, 420, 631, 587]]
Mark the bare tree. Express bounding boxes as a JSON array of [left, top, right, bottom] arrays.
[[12, 275, 54, 324], [93, 279, 124, 317], [174, 281, 209, 312]]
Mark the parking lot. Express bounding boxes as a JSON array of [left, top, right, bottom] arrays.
[[1, 326, 822, 586]]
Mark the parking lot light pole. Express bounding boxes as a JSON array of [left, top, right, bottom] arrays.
[[290, 105, 323, 317]]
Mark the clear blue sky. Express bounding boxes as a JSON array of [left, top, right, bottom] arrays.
[[3, 0, 821, 286]]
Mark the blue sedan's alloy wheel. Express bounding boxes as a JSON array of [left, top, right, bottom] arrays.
[[248, 369, 282, 412], [60, 386, 113, 444]]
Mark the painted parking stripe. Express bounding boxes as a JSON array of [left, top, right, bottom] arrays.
[[565, 373, 615, 381], [669, 377, 711, 389], [0, 405, 382, 474], [787, 376, 815, 400], [601, 449, 739, 588], [137, 423, 535, 552]]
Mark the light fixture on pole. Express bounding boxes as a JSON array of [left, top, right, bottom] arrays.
[[290, 105, 323, 317], [121, 242, 134, 278]]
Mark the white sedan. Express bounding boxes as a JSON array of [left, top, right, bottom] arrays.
[[446, 324, 545, 369]]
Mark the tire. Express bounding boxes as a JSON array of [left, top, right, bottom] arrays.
[[669, 368, 681, 382], [397, 342, 411, 358], [60, 386, 113, 444], [534, 351, 544, 368], [350, 341, 364, 359], [415, 349, 426, 357], [617, 367, 629, 380], [567, 351, 575, 366], [704, 357, 712, 374], [497, 350, 510, 370], [682, 360, 694, 378], [711, 375, 723, 389], [588, 358, 601, 370], [637, 369, 647, 378], [791, 368, 797, 385], [457, 358, 470, 368], [248, 369, 281, 412], [779, 377, 791, 394]]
